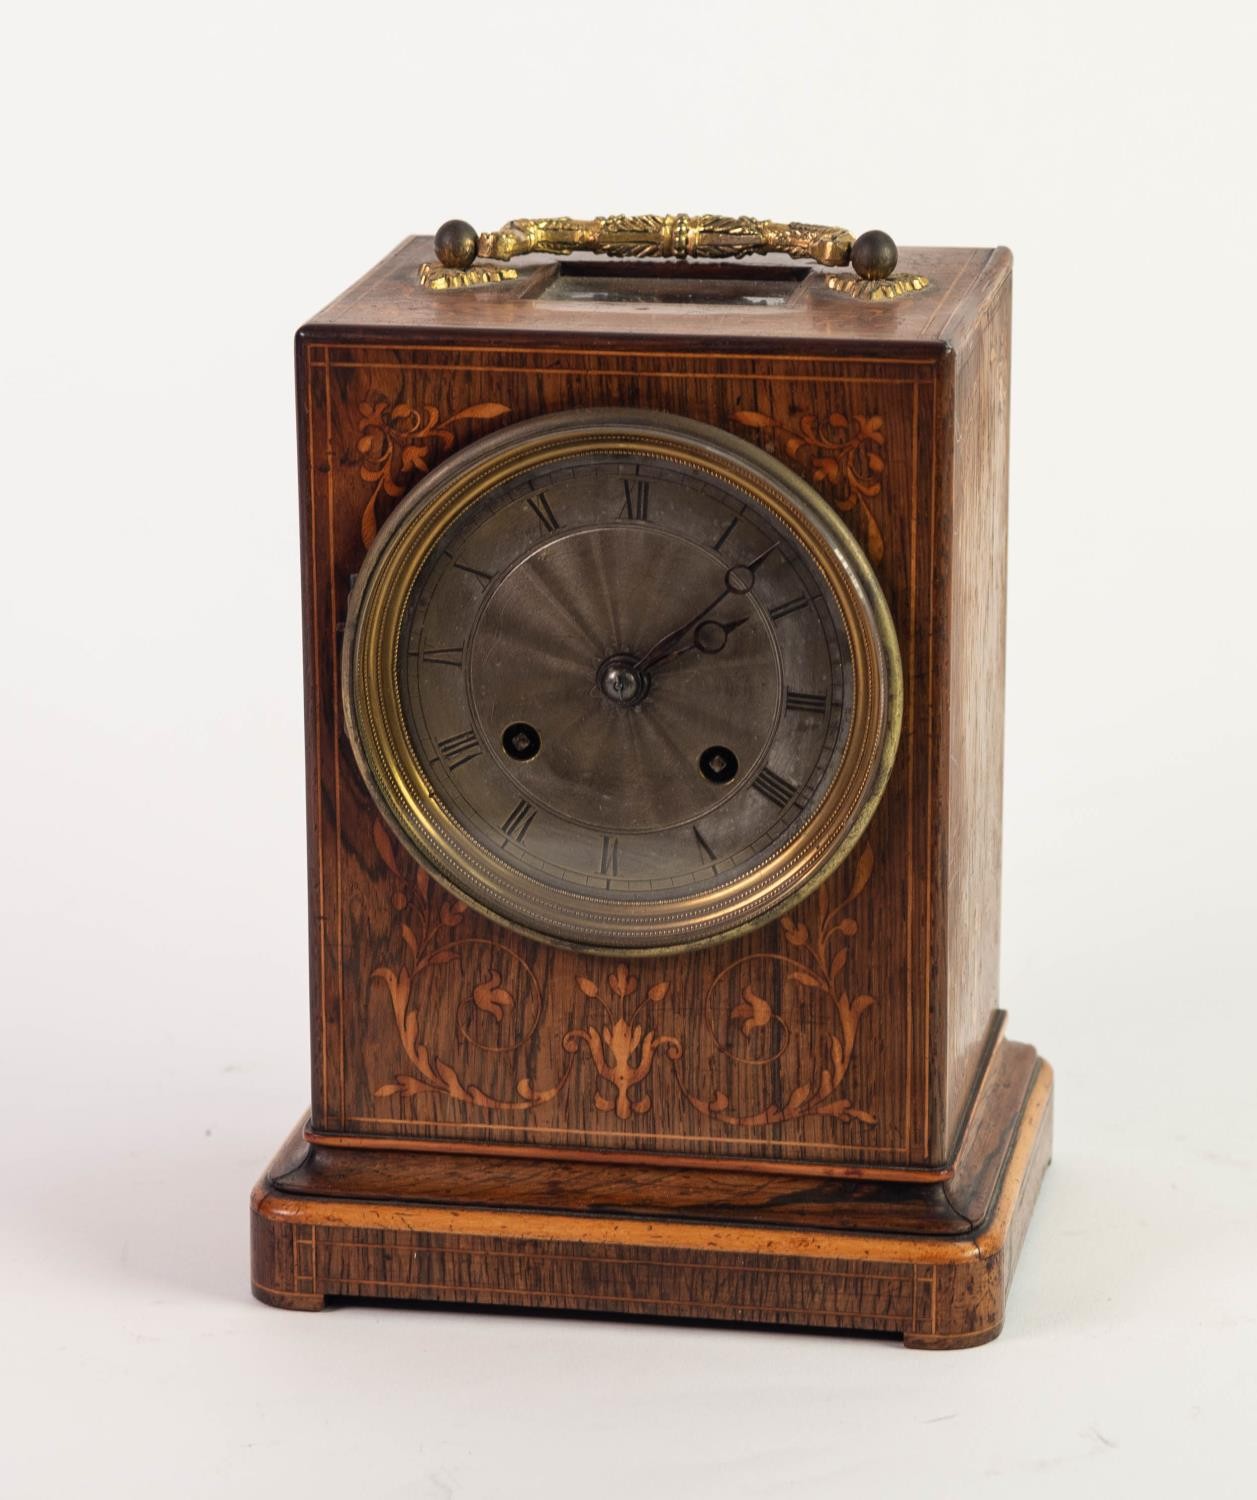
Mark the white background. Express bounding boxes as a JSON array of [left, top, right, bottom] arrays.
[[3, 2, 1254, 1495]]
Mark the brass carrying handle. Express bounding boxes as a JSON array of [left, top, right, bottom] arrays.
[[473, 215, 858, 267], [421, 216, 927, 299]]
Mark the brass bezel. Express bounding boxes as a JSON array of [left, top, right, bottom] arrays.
[[343, 410, 902, 954]]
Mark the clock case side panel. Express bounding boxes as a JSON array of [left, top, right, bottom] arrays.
[[930, 261, 1015, 1160]]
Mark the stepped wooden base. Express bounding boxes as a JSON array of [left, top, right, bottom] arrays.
[[251, 1044, 1051, 1349]]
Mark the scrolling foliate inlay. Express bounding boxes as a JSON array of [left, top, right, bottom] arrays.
[[355, 397, 511, 546], [369, 820, 570, 1112], [366, 818, 879, 1141], [733, 409, 887, 563], [676, 847, 878, 1129]]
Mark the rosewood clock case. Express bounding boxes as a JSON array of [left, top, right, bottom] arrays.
[[251, 232, 1052, 1348]]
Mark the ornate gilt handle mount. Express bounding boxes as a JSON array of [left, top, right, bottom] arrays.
[[477, 215, 854, 267], [419, 216, 928, 300]]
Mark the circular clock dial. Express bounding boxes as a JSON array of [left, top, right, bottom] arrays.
[[344, 410, 900, 952]]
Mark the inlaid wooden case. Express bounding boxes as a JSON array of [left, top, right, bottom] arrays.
[[251, 232, 1052, 1348]]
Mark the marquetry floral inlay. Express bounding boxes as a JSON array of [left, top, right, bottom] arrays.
[[733, 409, 887, 562], [683, 845, 879, 1127], [356, 396, 511, 547], [565, 966, 679, 1119], [366, 821, 879, 1136], [370, 820, 565, 1111]]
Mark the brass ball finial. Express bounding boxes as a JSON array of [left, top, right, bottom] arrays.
[[850, 230, 898, 281], [434, 219, 479, 270]]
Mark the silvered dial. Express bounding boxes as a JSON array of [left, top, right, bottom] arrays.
[[344, 411, 900, 952]]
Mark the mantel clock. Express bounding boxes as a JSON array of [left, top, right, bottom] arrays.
[[251, 215, 1052, 1348]]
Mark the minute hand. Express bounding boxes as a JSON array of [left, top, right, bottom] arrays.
[[631, 547, 775, 675]]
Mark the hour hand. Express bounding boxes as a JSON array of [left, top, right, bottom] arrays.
[[648, 615, 748, 671]]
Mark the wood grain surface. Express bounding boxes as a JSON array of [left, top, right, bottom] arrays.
[[286, 1030, 1037, 1236]]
